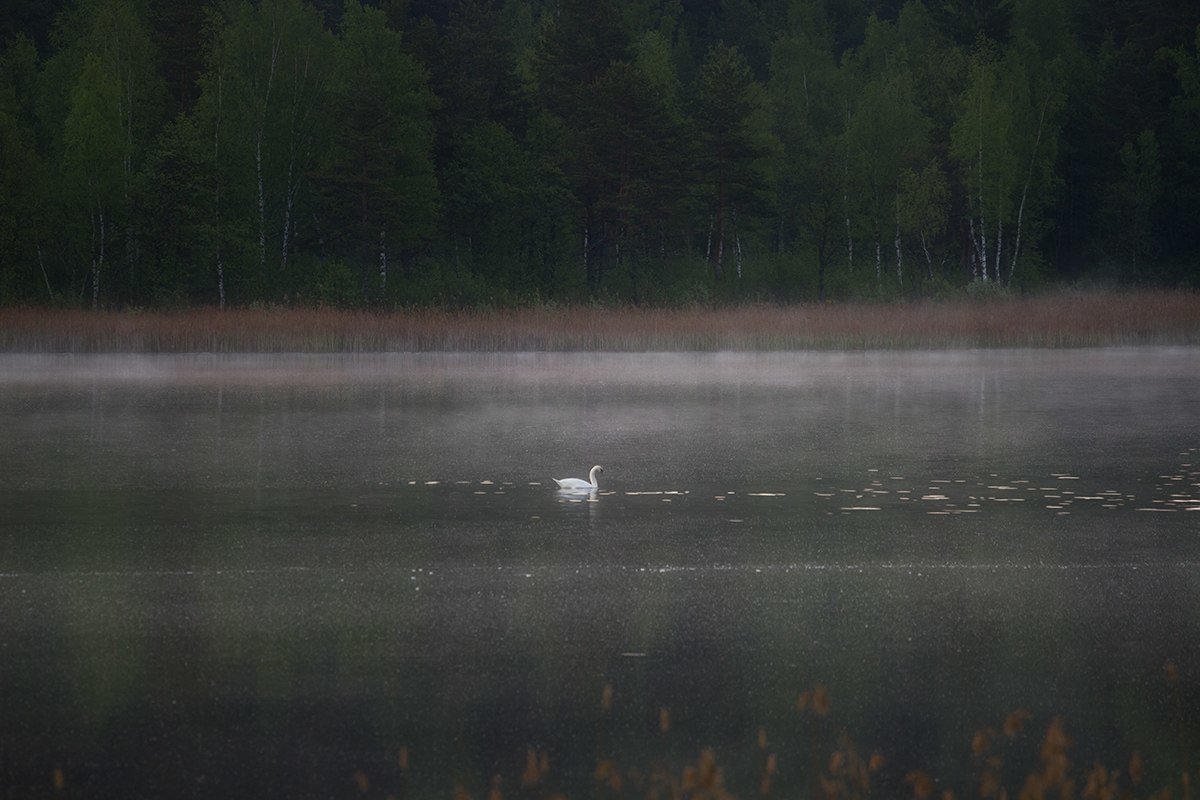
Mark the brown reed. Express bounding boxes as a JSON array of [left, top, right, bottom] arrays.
[[414, 673, 1192, 800], [295, 671, 1195, 800], [2, 291, 1199, 352]]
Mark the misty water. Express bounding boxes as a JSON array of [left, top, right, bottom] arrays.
[[2, 350, 1198, 798]]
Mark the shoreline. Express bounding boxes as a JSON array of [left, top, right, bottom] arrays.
[[2, 291, 1199, 353]]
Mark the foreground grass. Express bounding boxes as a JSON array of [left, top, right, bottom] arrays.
[[356, 679, 1193, 800], [36, 675, 1195, 799], [2, 291, 1199, 352]]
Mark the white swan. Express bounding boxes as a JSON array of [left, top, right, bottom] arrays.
[[554, 465, 603, 491]]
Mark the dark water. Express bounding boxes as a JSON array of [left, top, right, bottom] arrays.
[[1, 351, 1198, 799]]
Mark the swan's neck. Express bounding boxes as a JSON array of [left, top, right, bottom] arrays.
[[589, 466, 600, 486]]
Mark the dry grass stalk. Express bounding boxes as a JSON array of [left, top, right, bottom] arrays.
[[374, 685, 1192, 800], [906, 769, 937, 799], [3, 291, 1198, 352]]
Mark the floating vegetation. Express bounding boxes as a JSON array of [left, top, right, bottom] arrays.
[[403, 452, 1199, 522], [801, 451, 1199, 521]]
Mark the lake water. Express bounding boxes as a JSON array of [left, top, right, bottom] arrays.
[[1, 350, 1198, 798]]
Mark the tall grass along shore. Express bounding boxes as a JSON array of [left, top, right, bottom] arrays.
[[2, 291, 1199, 353]]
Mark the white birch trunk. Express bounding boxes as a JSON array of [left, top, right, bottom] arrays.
[[979, 209, 988, 282], [379, 229, 387, 290], [710, 187, 726, 281], [214, 68, 225, 310], [968, 216, 980, 280], [124, 74, 133, 180], [1010, 193, 1028, 287], [89, 209, 97, 308], [279, 49, 313, 277], [920, 231, 933, 278], [92, 206, 105, 310], [874, 232, 881, 286], [894, 195, 903, 291], [873, 214, 881, 286], [36, 238, 52, 300], [254, 34, 280, 280], [732, 205, 743, 280], [994, 217, 1003, 279], [1010, 97, 1048, 285], [844, 106, 854, 274], [255, 133, 267, 276], [99, 207, 105, 304], [846, 215, 853, 273], [117, 34, 135, 273], [977, 88, 988, 282], [280, 153, 294, 273]]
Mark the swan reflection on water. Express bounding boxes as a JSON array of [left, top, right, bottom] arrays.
[[556, 488, 598, 504]]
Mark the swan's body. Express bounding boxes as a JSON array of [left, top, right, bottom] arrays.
[[554, 465, 603, 491]]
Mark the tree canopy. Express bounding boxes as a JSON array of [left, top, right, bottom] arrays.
[[0, 0, 1197, 307]]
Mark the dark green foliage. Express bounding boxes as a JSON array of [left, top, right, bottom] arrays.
[[0, 36, 47, 303], [0, 0, 69, 57], [0, 0, 1197, 308], [693, 43, 774, 280], [148, 0, 212, 115], [318, 1, 436, 302]]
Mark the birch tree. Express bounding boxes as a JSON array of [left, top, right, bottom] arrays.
[[81, 0, 164, 288], [845, 67, 929, 292], [951, 31, 1065, 286], [196, 9, 231, 308], [897, 162, 950, 280], [1002, 8, 1070, 284], [207, 0, 332, 298], [951, 46, 1011, 283], [63, 55, 123, 308], [42, 0, 164, 307]]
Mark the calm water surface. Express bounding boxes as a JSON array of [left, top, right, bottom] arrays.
[[1, 350, 1198, 798]]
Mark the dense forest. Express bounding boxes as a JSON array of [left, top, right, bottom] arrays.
[[1, 0, 1198, 308]]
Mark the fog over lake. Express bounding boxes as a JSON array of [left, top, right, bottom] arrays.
[[1, 350, 1198, 798]]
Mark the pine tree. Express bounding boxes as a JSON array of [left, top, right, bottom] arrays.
[[693, 42, 773, 280]]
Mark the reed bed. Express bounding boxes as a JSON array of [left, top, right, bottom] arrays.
[[2, 291, 1199, 352]]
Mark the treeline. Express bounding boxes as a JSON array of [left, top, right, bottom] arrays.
[[1, 0, 1198, 308]]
